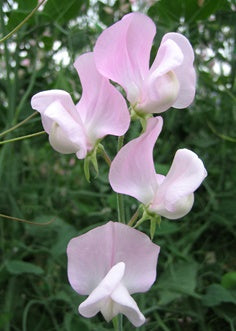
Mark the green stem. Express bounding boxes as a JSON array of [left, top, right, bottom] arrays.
[[128, 208, 140, 227], [14, 48, 38, 123], [0, 213, 54, 226], [0, 131, 45, 145], [0, 112, 38, 138], [0, 0, 47, 43], [100, 147, 111, 167], [117, 136, 125, 223]]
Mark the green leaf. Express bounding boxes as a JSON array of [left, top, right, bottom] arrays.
[[157, 261, 199, 305], [221, 272, 236, 289], [202, 284, 236, 306], [43, 0, 88, 24], [17, 0, 38, 10], [5, 260, 44, 276], [157, 220, 180, 235]]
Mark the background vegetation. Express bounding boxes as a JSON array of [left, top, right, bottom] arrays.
[[0, 0, 235, 330]]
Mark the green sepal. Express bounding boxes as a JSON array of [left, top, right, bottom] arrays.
[[150, 215, 161, 240], [134, 205, 161, 240], [83, 143, 101, 182], [84, 157, 91, 182], [130, 106, 153, 132]]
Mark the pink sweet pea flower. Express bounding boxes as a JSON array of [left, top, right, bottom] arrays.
[[67, 221, 160, 327], [94, 12, 196, 114], [109, 117, 207, 219], [31, 52, 130, 159]]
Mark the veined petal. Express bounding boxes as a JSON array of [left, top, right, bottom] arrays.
[[161, 33, 196, 108], [109, 117, 163, 205], [111, 283, 146, 327], [67, 222, 160, 296], [79, 262, 125, 318], [94, 12, 156, 104], [74, 52, 130, 144], [150, 149, 207, 219]]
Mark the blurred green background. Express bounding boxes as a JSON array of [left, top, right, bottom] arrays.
[[0, 0, 236, 330]]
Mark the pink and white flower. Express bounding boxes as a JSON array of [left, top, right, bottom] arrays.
[[31, 52, 130, 159], [94, 12, 196, 114], [67, 221, 160, 327], [109, 117, 207, 219]]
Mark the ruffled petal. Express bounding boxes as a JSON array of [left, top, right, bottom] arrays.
[[150, 149, 207, 219], [109, 117, 163, 205], [74, 52, 130, 144], [94, 13, 156, 104], [161, 33, 196, 108]]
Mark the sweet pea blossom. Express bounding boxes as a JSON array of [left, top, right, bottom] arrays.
[[94, 12, 196, 114], [31, 52, 130, 159], [109, 117, 207, 220], [67, 221, 160, 327]]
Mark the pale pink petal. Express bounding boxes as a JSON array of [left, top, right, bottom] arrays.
[[94, 13, 156, 104], [67, 222, 115, 295], [43, 100, 88, 159], [111, 283, 146, 327], [74, 52, 130, 144], [111, 222, 160, 293], [31, 90, 82, 133], [150, 149, 207, 219], [67, 221, 160, 295], [49, 122, 81, 154], [138, 71, 180, 114], [149, 38, 184, 78], [137, 38, 184, 114], [109, 117, 163, 205], [79, 262, 125, 319], [161, 33, 196, 108]]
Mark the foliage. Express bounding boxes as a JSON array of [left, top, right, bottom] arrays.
[[0, 0, 235, 330]]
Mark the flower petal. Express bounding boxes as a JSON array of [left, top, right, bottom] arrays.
[[161, 33, 196, 108], [31, 90, 82, 133], [67, 221, 160, 296], [79, 262, 125, 319], [43, 100, 88, 159], [94, 13, 156, 104], [31, 90, 88, 158], [111, 283, 146, 327], [149, 38, 184, 78], [74, 52, 130, 144], [151, 149, 207, 219], [109, 117, 163, 205]]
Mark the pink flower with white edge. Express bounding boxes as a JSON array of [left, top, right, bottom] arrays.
[[94, 12, 196, 114], [109, 117, 207, 220], [31, 52, 130, 159], [67, 221, 160, 327]]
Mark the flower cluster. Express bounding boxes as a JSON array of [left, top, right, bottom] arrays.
[[31, 12, 207, 327]]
